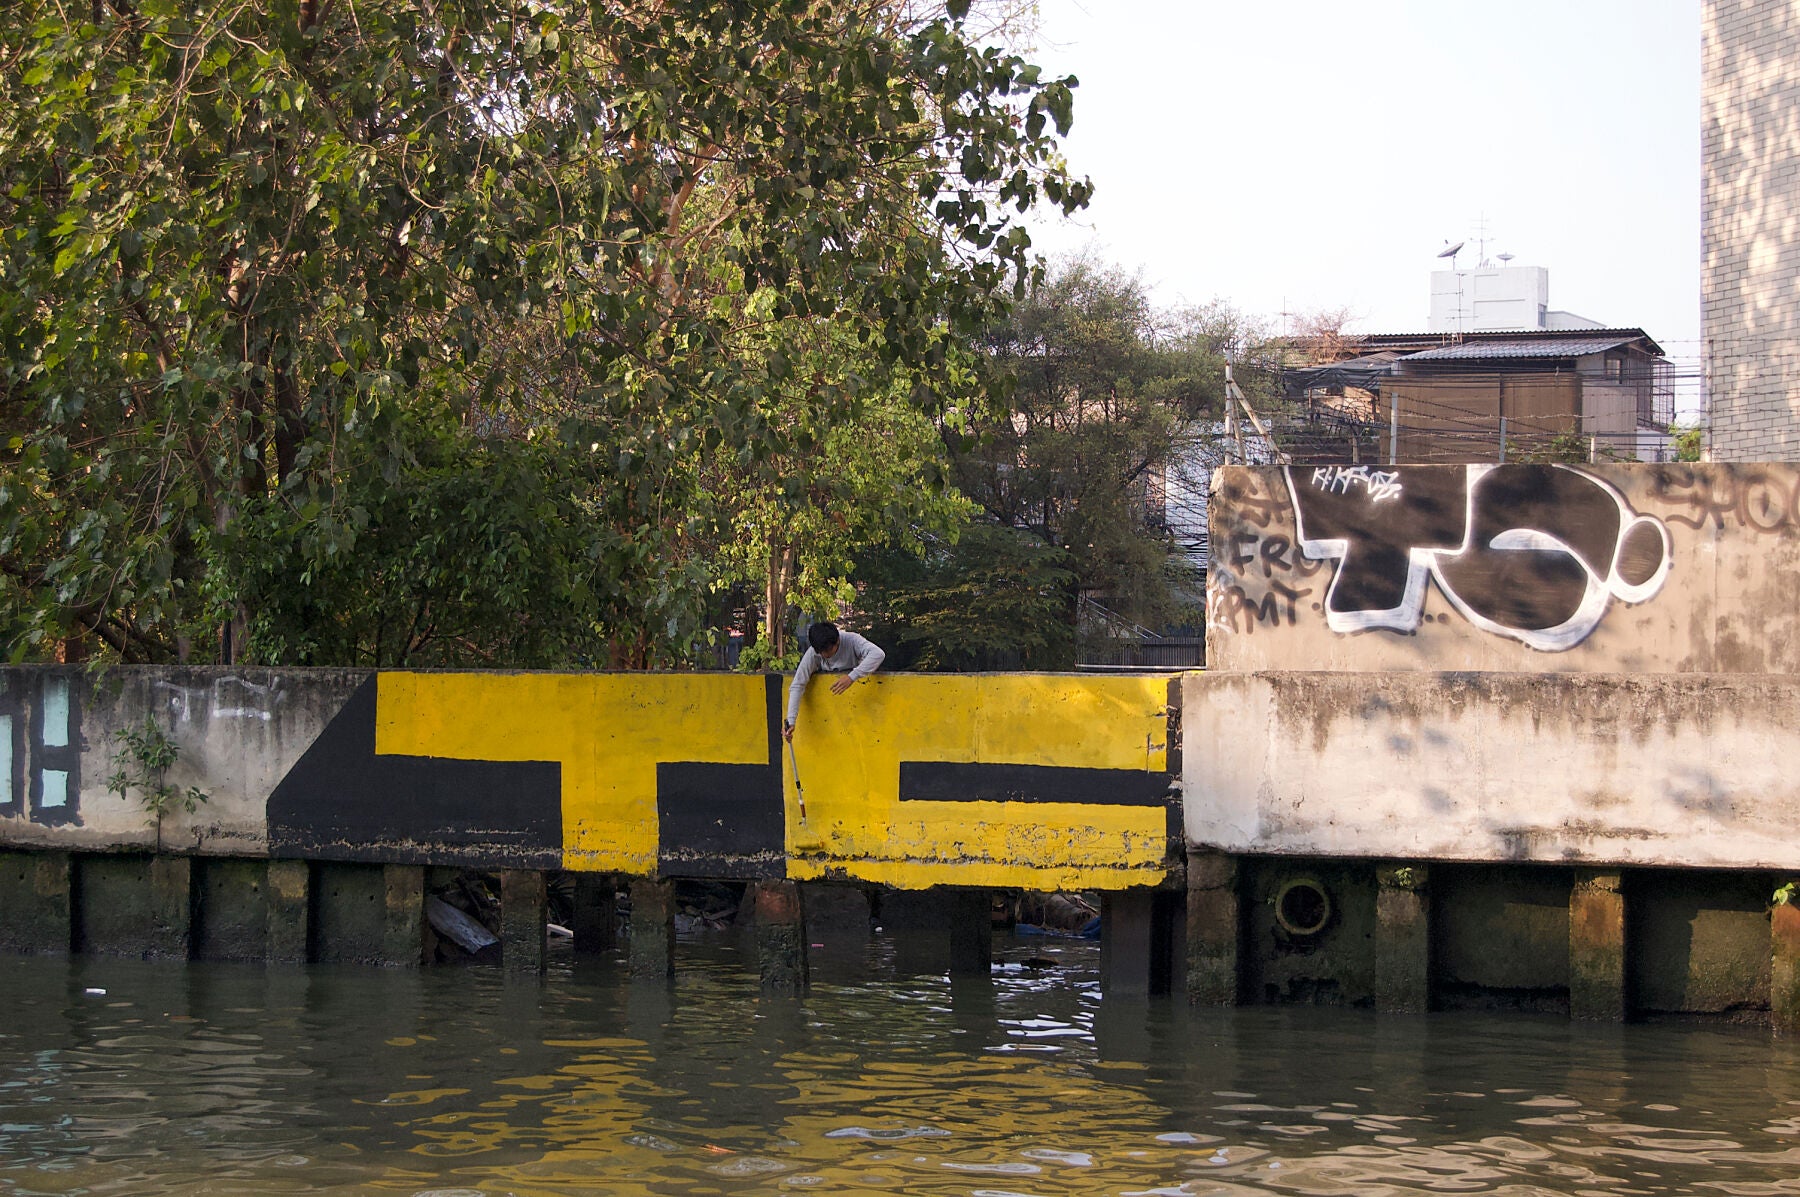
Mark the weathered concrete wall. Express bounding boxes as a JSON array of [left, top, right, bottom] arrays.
[[1206, 463, 1800, 674], [1182, 671, 1800, 869], [0, 668, 363, 855], [0, 667, 1177, 891]]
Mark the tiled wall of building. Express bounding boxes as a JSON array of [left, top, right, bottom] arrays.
[[1704, 0, 1800, 461]]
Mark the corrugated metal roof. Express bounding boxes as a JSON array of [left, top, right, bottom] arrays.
[[1400, 335, 1641, 362]]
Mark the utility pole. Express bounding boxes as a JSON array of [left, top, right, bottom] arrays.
[[1223, 364, 1291, 466], [1224, 364, 1244, 465]]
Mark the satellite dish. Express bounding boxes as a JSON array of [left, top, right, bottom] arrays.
[[1497, 252, 1515, 264], [1437, 240, 1466, 259]]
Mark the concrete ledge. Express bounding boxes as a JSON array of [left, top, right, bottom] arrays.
[[1184, 671, 1800, 869]]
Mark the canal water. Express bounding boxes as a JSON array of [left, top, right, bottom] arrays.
[[2, 932, 1797, 1196]]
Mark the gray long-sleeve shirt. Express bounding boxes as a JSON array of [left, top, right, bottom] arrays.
[[785, 631, 885, 726]]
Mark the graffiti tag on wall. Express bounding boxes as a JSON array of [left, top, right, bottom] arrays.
[[1283, 464, 1673, 651]]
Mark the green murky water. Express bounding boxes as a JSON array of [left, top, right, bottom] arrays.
[[1, 933, 1797, 1196]]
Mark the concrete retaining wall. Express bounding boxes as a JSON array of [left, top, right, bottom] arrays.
[[0, 667, 1178, 892], [1181, 670, 1800, 869], [1206, 463, 1800, 674]]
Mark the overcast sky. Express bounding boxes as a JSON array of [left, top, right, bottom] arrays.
[[1022, 0, 1701, 388]]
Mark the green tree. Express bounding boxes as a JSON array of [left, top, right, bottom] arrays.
[[1671, 420, 1706, 463], [854, 520, 1075, 670], [954, 256, 1224, 633], [0, 0, 1087, 666], [703, 324, 977, 669]]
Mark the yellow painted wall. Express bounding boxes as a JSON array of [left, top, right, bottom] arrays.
[[785, 674, 1174, 890], [373, 671, 1176, 889], [376, 673, 767, 875]]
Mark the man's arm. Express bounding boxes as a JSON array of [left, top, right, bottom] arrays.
[[830, 634, 886, 694], [784, 648, 819, 737]]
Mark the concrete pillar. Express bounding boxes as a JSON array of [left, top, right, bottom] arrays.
[[0, 851, 71, 955], [629, 878, 676, 980], [754, 880, 808, 995], [381, 864, 425, 967], [947, 889, 992, 977], [571, 874, 617, 954], [146, 855, 193, 961], [1375, 863, 1431, 1014], [1571, 869, 1627, 1021], [265, 860, 311, 964], [1186, 849, 1241, 1005], [501, 869, 548, 974], [1773, 896, 1800, 1037], [1102, 888, 1157, 998]]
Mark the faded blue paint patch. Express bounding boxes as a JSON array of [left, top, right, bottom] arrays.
[[40, 769, 68, 809], [41, 678, 70, 748], [0, 715, 10, 806]]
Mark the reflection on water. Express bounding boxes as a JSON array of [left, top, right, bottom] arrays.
[[0, 932, 1797, 1196]]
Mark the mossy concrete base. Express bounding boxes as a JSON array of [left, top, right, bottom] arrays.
[[754, 880, 808, 995], [0, 851, 70, 955], [1571, 870, 1627, 1021], [1186, 849, 1240, 1005], [382, 865, 425, 967], [1774, 900, 1800, 1036], [629, 879, 676, 980], [1375, 863, 1431, 1014], [195, 857, 268, 961], [74, 854, 191, 960], [500, 869, 546, 974], [265, 860, 310, 964]]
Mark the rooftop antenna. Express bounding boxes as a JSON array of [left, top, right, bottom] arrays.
[[1438, 240, 1467, 336], [1473, 212, 1492, 265]]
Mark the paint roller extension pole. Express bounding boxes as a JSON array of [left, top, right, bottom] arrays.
[[786, 739, 807, 822]]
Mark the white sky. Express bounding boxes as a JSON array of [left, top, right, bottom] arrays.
[[1022, 0, 1701, 384]]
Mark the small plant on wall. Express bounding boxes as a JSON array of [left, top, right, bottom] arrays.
[[107, 716, 208, 850]]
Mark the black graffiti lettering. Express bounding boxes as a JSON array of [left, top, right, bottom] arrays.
[[1282, 464, 1671, 652], [1259, 535, 1292, 578], [1433, 469, 1621, 635], [1288, 467, 1470, 624], [1651, 466, 1800, 534], [1217, 473, 1290, 530], [1207, 579, 1313, 635], [1269, 579, 1311, 624], [1217, 527, 1328, 582], [1229, 530, 1258, 571], [1741, 477, 1793, 532]]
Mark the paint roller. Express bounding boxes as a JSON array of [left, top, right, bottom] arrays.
[[786, 738, 807, 822]]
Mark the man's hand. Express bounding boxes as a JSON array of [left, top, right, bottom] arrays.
[[781, 720, 795, 743], [830, 675, 857, 695]]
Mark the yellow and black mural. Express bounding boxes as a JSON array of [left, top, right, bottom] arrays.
[[267, 671, 1180, 891]]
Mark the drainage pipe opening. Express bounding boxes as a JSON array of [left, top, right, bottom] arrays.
[[1274, 878, 1333, 937]]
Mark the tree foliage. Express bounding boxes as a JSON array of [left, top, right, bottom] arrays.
[[1671, 420, 1705, 463], [954, 256, 1226, 630], [849, 256, 1243, 669], [0, 0, 1087, 665], [854, 519, 1074, 670]]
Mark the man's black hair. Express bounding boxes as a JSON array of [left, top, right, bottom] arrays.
[[807, 621, 840, 652]]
